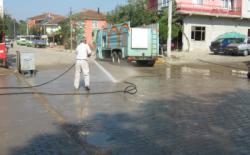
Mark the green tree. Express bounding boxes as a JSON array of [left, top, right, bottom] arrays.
[[159, 7, 182, 44], [107, 0, 158, 27], [58, 18, 72, 49], [16, 20, 28, 35], [107, 0, 183, 44], [58, 13, 87, 49], [29, 25, 41, 35], [0, 14, 17, 38]]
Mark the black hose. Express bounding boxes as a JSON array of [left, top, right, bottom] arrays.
[[0, 82, 137, 96], [0, 61, 138, 95], [0, 63, 75, 89]]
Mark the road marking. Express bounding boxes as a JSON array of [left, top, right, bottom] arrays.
[[232, 70, 248, 75], [92, 60, 118, 83], [15, 74, 101, 154], [15, 74, 67, 125]]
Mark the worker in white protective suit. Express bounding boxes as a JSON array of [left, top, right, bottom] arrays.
[[74, 37, 92, 91]]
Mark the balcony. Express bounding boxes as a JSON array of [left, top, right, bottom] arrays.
[[176, 2, 241, 17]]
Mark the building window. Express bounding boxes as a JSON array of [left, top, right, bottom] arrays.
[[92, 20, 98, 29], [221, 0, 233, 10], [248, 0, 250, 11], [192, 0, 203, 5], [162, 0, 168, 7], [191, 26, 206, 41]]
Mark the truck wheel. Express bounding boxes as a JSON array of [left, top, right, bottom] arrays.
[[147, 60, 155, 67], [243, 50, 248, 56], [111, 52, 118, 63], [248, 72, 250, 79], [96, 50, 100, 61], [117, 52, 122, 64], [136, 60, 146, 65]]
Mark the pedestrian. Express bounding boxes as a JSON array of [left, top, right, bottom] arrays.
[[74, 37, 92, 91]]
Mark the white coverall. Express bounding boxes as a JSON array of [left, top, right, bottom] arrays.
[[74, 42, 92, 89]]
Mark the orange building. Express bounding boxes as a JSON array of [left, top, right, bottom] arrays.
[[72, 9, 107, 47]]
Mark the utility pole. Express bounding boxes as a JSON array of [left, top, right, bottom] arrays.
[[13, 19, 16, 40], [70, 7, 73, 52], [26, 23, 29, 35], [167, 0, 172, 57]]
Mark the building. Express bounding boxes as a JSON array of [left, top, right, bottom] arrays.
[[0, 0, 3, 18], [27, 13, 66, 35], [148, 0, 250, 52], [27, 13, 66, 44], [147, 0, 168, 10], [72, 9, 107, 46]]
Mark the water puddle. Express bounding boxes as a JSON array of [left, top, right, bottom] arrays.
[[79, 131, 110, 147], [231, 70, 249, 78], [181, 66, 210, 76]]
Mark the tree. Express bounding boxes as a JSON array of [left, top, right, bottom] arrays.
[[0, 14, 17, 38], [107, 0, 158, 27], [58, 18, 72, 49], [159, 7, 182, 44], [16, 20, 27, 36], [29, 25, 41, 36], [107, 0, 183, 45]]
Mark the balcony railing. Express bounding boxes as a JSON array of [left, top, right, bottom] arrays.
[[176, 2, 241, 16]]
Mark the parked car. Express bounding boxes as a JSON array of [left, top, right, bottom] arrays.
[[224, 37, 250, 56], [16, 38, 28, 46], [5, 38, 13, 48], [26, 40, 34, 47], [33, 39, 46, 48], [209, 38, 242, 54]]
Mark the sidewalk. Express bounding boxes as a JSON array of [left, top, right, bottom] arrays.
[[158, 50, 250, 70]]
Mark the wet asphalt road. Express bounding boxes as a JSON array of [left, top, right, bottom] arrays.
[[0, 46, 250, 155]]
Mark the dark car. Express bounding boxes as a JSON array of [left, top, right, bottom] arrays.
[[33, 39, 46, 48], [224, 37, 249, 56], [209, 38, 243, 54]]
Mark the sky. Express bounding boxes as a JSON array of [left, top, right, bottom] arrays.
[[4, 0, 128, 20]]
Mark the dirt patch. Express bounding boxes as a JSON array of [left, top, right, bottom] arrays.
[[0, 67, 14, 75]]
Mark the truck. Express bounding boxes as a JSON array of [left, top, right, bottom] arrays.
[[224, 37, 250, 56], [95, 22, 159, 66], [33, 35, 47, 48], [0, 31, 8, 67]]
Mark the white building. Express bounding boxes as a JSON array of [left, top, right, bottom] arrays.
[[149, 0, 250, 52], [0, 0, 3, 18], [175, 0, 250, 52]]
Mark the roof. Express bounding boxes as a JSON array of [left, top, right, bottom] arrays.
[[47, 16, 66, 24], [216, 32, 246, 39], [73, 9, 106, 20], [28, 13, 66, 22]]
